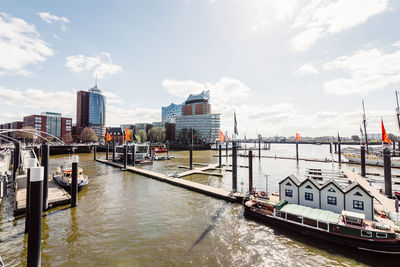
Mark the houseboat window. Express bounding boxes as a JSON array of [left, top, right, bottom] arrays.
[[328, 188, 336, 192], [353, 200, 364, 210], [305, 185, 312, 189], [305, 192, 313, 201], [285, 189, 293, 197], [287, 213, 302, 223], [303, 218, 318, 227], [361, 230, 372, 238], [318, 222, 328, 230], [285, 182, 292, 186], [276, 211, 286, 218], [376, 233, 387, 239], [327, 196, 337, 205]]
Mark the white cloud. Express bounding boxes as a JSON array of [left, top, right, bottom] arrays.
[[291, 0, 388, 51], [393, 41, 400, 47], [37, 12, 70, 24], [295, 63, 319, 75], [107, 105, 160, 126], [0, 13, 53, 76], [162, 77, 251, 105], [65, 52, 122, 78], [323, 46, 400, 95], [0, 86, 76, 118]]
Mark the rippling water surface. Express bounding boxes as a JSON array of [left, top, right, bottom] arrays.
[[1, 144, 399, 266]]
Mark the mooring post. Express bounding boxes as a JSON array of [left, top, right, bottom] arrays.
[[296, 142, 299, 161], [106, 142, 109, 160], [334, 142, 337, 153], [112, 141, 115, 161], [218, 144, 222, 168], [338, 142, 342, 164], [232, 142, 237, 192], [189, 145, 193, 170], [27, 166, 43, 267], [24, 158, 37, 234], [361, 145, 366, 177], [123, 145, 127, 169], [93, 145, 97, 161], [131, 144, 135, 167], [393, 141, 396, 156], [149, 142, 152, 158], [13, 142, 20, 181], [249, 150, 253, 194], [226, 142, 228, 158], [41, 143, 49, 211], [384, 148, 392, 198], [166, 141, 169, 157], [329, 142, 332, 154], [258, 140, 261, 158], [71, 155, 78, 208]]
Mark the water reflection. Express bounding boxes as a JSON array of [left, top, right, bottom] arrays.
[[0, 145, 399, 266]]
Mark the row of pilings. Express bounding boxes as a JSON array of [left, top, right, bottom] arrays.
[[11, 142, 81, 267]]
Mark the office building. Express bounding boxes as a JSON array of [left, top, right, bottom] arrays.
[[23, 112, 72, 142], [76, 84, 106, 140], [175, 113, 220, 143]]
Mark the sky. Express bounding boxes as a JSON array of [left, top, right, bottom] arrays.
[[1, 0, 400, 138]]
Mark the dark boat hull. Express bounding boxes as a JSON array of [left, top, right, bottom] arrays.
[[53, 176, 87, 192], [244, 206, 400, 254]]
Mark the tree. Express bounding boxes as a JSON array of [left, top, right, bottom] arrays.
[[64, 133, 73, 143], [148, 127, 166, 143], [139, 129, 147, 142], [135, 135, 141, 143], [81, 127, 98, 143], [14, 126, 35, 143], [351, 135, 360, 142], [177, 128, 197, 144], [388, 133, 400, 142]]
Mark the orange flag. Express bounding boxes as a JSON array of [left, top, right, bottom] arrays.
[[106, 131, 111, 142], [225, 133, 229, 141], [219, 130, 224, 141], [125, 128, 131, 142], [296, 133, 300, 141], [381, 119, 391, 144]]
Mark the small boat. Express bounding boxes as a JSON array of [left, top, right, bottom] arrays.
[[394, 191, 400, 201], [53, 167, 88, 192], [153, 146, 167, 153]]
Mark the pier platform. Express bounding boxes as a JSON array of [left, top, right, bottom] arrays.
[[96, 159, 245, 203], [14, 174, 71, 215]]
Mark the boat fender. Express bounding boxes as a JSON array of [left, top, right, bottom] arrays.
[[260, 191, 266, 197]]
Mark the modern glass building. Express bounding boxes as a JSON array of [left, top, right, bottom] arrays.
[[161, 103, 183, 123], [175, 113, 220, 143], [41, 112, 62, 138], [88, 86, 106, 138]]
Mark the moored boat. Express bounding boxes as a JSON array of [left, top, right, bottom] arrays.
[[342, 147, 400, 167], [244, 197, 400, 254], [53, 167, 88, 192]]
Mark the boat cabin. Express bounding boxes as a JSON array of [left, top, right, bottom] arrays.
[[320, 179, 345, 215], [299, 178, 320, 209], [342, 210, 364, 226]]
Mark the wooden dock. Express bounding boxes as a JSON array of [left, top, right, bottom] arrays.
[[96, 159, 245, 203], [14, 174, 71, 215], [343, 169, 396, 214], [14, 149, 71, 216]]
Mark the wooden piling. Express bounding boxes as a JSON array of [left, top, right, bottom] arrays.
[[384, 148, 392, 197], [249, 150, 253, 193], [361, 145, 366, 177], [232, 142, 237, 192], [41, 143, 49, 211], [71, 156, 78, 207]]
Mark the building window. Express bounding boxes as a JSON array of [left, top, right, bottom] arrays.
[[353, 200, 364, 210], [35, 117, 42, 122], [361, 230, 372, 237], [285, 189, 293, 197], [305, 192, 313, 201], [327, 196, 337, 205]]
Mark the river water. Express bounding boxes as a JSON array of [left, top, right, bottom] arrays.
[[1, 144, 399, 266]]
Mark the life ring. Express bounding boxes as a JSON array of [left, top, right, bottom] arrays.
[[260, 191, 266, 197]]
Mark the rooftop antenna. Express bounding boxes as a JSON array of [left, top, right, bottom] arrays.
[[95, 74, 98, 87]]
